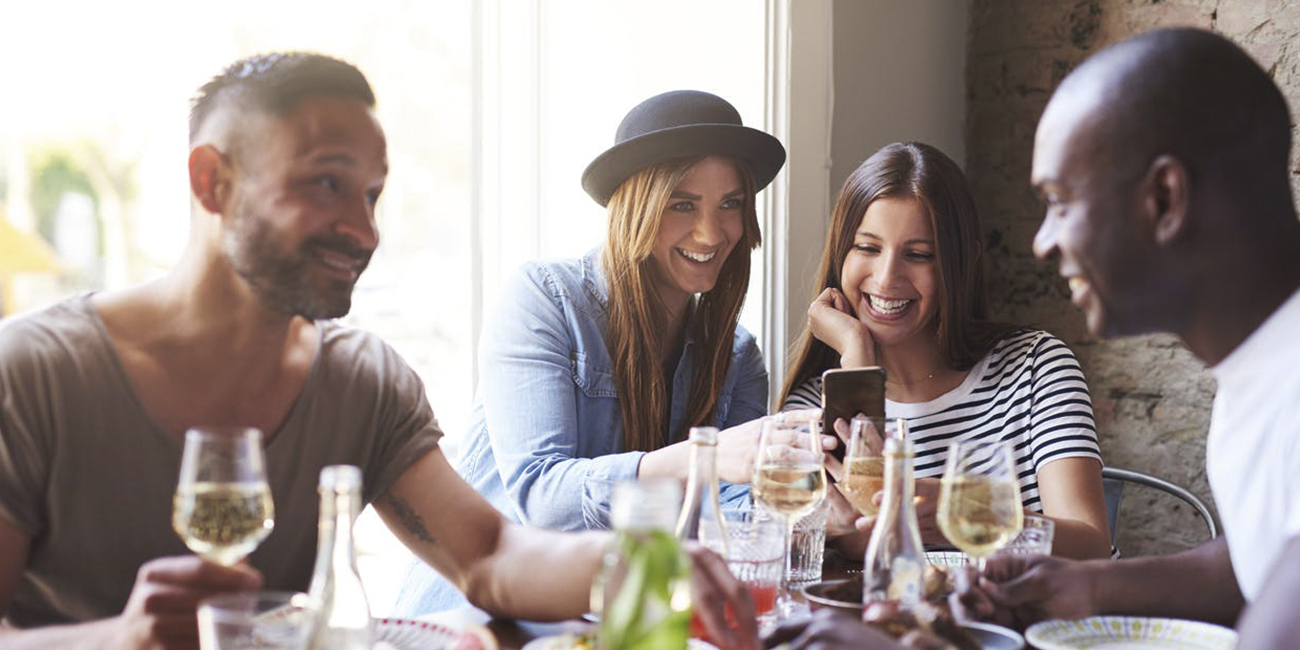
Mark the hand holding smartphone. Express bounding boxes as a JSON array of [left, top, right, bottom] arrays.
[[820, 367, 886, 463]]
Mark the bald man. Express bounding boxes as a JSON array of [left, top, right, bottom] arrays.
[[954, 27, 1300, 649], [0, 53, 756, 650]]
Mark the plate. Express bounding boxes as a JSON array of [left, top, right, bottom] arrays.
[[521, 634, 718, 650], [375, 617, 464, 650], [1026, 616, 1237, 650], [926, 550, 970, 566], [964, 620, 1025, 650]]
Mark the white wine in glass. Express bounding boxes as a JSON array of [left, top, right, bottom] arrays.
[[936, 440, 1022, 570], [752, 414, 826, 616], [838, 416, 886, 516], [173, 427, 275, 565]]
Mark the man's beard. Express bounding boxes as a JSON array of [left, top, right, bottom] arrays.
[[222, 208, 371, 320]]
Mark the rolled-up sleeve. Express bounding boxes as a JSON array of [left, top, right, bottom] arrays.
[[479, 265, 643, 530]]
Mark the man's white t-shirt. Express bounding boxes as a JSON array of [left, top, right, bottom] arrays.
[[1207, 286, 1300, 601]]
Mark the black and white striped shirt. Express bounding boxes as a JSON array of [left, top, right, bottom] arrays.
[[783, 330, 1100, 512]]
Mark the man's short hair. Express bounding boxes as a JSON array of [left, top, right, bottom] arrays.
[[188, 52, 376, 145]]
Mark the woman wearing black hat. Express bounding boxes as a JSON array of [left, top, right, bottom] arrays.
[[395, 90, 788, 616]]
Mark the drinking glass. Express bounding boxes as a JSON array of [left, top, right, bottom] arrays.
[[935, 439, 1022, 571], [996, 513, 1055, 556], [838, 415, 887, 516], [173, 427, 275, 565], [751, 414, 826, 615], [696, 508, 784, 639], [198, 591, 312, 650]]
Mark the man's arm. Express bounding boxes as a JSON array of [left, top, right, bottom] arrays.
[[376, 447, 760, 650], [374, 446, 606, 620], [1235, 535, 1300, 649], [965, 537, 1244, 629], [0, 514, 260, 650]]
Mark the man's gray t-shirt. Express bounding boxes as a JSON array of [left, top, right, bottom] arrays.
[[0, 296, 443, 627]]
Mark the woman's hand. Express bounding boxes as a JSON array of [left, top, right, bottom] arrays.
[[849, 478, 951, 548], [912, 478, 946, 546], [715, 410, 834, 486], [807, 288, 876, 368]]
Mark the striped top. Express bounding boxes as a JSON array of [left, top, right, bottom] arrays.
[[783, 329, 1100, 512]]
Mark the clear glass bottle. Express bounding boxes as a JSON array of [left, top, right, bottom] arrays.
[[862, 420, 926, 609], [593, 479, 692, 650], [306, 465, 373, 650], [675, 426, 728, 555]]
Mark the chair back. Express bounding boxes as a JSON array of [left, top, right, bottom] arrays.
[[1101, 467, 1218, 548]]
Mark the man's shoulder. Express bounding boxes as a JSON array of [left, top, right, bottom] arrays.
[[0, 296, 98, 359]]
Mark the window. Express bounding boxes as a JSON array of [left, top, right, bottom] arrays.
[[1, 0, 775, 614]]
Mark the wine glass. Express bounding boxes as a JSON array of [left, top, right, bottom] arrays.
[[173, 427, 275, 565], [838, 415, 887, 516], [936, 439, 1022, 571], [752, 414, 826, 615]]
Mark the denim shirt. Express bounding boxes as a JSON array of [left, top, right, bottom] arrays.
[[394, 248, 768, 615]]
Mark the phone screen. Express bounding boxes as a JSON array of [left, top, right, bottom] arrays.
[[821, 367, 886, 463]]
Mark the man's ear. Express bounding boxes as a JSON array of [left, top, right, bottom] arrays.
[[1144, 154, 1190, 247], [188, 145, 232, 215]]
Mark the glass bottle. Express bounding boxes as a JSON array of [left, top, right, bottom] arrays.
[[306, 465, 373, 650], [593, 479, 692, 650], [862, 420, 926, 609], [675, 426, 728, 555]]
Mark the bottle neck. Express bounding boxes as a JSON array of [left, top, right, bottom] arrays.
[[676, 440, 722, 541], [880, 448, 914, 514], [311, 486, 362, 592]]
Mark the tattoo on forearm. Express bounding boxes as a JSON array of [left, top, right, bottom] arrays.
[[383, 494, 436, 545]]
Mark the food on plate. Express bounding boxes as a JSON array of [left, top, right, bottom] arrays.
[[820, 566, 979, 650], [450, 623, 500, 650], [862, 600, 979, 650]]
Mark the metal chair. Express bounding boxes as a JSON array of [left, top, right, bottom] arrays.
[[1102, 466, 1219, 547]]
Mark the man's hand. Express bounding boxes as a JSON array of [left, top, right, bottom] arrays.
[[684, 544, 759, 650], [111, 556, 262, 650], [764, 609, 912, 649], [952, 554, 1098, 631]]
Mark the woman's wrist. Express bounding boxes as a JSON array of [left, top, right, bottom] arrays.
[[636, 443, 688, 482], [839, 340, 876, 368]]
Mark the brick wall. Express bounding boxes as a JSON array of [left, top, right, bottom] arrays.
[[967, 0, 1300, 556]]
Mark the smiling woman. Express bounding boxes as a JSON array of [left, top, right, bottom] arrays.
[[393, 90, 786, 616], [780, 141, 1114, 563]]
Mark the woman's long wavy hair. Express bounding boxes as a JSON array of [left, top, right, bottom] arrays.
[[603, 156, 760, 452], [779, 142, 1019, 406]]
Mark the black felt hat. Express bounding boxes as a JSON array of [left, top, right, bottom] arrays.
[[581, 90, 786, 207]]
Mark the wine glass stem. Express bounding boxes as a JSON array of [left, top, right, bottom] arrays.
[[781, 517, 795, 610]]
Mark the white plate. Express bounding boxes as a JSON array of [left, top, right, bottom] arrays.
[[375, 617, 464, 650], [1026, 616, 1236, 650], [521, 634, 718, 650]]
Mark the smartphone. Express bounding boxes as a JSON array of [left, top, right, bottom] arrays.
[[821, 367, 886, 463]]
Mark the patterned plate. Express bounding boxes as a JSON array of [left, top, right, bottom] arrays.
[[926, 550, 970, 566], [521, 634, 718, 650], [1026, 616, 1237, 650], [375, 617, 464, 650]]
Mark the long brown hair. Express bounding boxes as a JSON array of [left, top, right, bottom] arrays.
[[604, 156, 760, 452], [779, 142, 1018, 406]]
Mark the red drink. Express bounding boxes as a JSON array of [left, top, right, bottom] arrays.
[[689, 581, 779, 648]]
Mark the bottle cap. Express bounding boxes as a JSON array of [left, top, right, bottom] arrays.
[[319, 465, 363, 491], [688, 426, 718, 445]]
